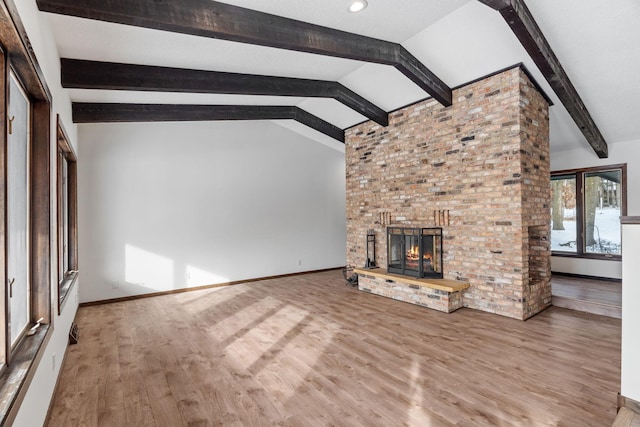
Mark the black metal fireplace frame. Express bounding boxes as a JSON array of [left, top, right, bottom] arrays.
[[387, 227, 443, 279]]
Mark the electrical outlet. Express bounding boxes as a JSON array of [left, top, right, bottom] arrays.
[[297, 260, 302, 266], [111, 280, 119, 289]]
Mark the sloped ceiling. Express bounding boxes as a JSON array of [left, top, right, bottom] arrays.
[[38, 0, 640, 155]]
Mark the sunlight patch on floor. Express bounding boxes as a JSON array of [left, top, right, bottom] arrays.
[[226, 303, 309, 369], [405, 357, 434, 426], [207, 296, 285, 343]]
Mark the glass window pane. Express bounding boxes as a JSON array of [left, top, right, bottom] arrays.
[[8, 71, 31, 346], [584, 170, 622, 255], [551, 175, 577, 252], [63, 155, 69, 273]]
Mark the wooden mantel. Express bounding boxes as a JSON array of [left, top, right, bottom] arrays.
[[353, 268, 469, 293], [354, 268, 469, 313]]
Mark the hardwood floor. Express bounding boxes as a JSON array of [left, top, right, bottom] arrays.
[[552, 274, 622, 318], [47, 270, 621, 426]]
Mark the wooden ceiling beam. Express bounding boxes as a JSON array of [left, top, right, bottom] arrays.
[[61, 58, 388, 126], [478, 0, 608, 158], [37, 0, 452, 106], [71, 103, 345, 143]]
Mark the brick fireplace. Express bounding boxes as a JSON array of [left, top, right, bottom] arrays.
[[346, 65, 552, 320]]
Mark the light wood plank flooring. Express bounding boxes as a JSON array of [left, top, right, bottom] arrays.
[[47, 270, 621, 426], [552, 275, 622, 318]]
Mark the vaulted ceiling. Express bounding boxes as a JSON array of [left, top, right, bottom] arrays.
[[36, 0, 640, 155]]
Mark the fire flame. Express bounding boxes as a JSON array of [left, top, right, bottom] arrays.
[[406, 246, 433, 262]]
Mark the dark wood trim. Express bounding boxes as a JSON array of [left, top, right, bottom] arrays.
[[6, 63, 53, 350], [477, 0, 608, 158], [56, 114, 78, 260], [56, 142, 63, 283], [292, 108, 344, 142], [55, 115, 78, 314], [1, 3, 54, 328], [56, 114, 75, 160], [551, 252, 621, 261], [57, 272, 78, 315], [1, 0, 51, 102], [72, 103, 345, 142], [80, 267, 345, 307], [477, 0, 511, 8], [67, 160, 77, 268], [37, 0, 452, 106], [72, 102, 294, 122], [0, 1, 53, 424], [618, 393, 640, 414], [621, 217, 640, 225], [621, 164, 628, 217], [551, 271, 621, 283], [551, 163, 627, 178], [61, 59, 388, 126], [551, 163, 626, 259], [575, 169, 585, 256], [394, 46, 451, 106], [334, 85, 388, 127], [0, 325, 52, 426], [30, 101, 51, 325], [552, 163, 627, 216]]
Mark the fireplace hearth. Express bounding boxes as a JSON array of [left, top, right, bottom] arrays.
[[387, 227, 443, 279]]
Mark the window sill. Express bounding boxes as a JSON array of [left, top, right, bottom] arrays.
[[551, 252, 621, 261], [59, 270, 79, 314], [0, 324, 52, 426]]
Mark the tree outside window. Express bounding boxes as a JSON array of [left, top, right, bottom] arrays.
[[551, 175, 577, 253], [551, 165, 626, 258]]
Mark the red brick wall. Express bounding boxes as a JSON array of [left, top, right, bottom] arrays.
[[345, 66, 551, 319]]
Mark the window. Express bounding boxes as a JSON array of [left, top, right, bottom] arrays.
[[1, 56, 51, 387], [0, 5, 53, 422], [56, 116, 78, 312], [551, 164, 627, 259]]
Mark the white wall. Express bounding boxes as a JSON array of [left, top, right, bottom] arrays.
[[11, 1, 79, 426], [622, 221, 640, 402], [78, 121, 346, 303], [550, 139, 640, 279]]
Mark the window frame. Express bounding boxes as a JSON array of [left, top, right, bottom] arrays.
[[551, 164, 627, 260], [0, 0, 53, 423], [56, 115, 78, 314]]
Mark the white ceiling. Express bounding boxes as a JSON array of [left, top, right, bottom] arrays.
[[41, 0, 640, 155]]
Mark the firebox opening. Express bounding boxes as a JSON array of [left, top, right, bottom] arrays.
[[387, 227, 443, 279]]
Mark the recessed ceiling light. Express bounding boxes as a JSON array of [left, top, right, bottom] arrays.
[[348, 0, 368, 13]]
